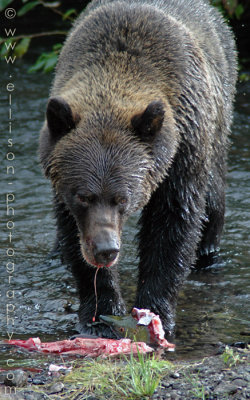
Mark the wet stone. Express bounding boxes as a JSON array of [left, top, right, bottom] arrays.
[[12, 392, 46, 400], [32, 377, 45, 385], [48, 381, 64, 394], [214, 381, 241, 395], [0, 371, 7, 384], [170, 372, 180, 379], [232, 378, 249, 387], [4, 370, 28, 387], [161, 382, 172, 389], [24, 393, 46, 400]]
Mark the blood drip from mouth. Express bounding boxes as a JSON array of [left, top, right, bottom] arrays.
[[92, 261, 115, 322], [92, 266, 100, 322]]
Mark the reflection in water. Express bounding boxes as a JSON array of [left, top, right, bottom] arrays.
[[0, 58, 249, 361]]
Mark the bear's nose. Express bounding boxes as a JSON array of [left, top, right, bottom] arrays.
[[94, 248, 119, 266]]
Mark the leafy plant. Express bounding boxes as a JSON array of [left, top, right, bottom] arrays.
[[211, 0, 244, 19], [0, 0, 13, 11], [187, 374, 207, 400], [28, 43, 62, 73], [17, 1, 41, 17], [0, 0, 77, 72], [221, 346, 241, 367]]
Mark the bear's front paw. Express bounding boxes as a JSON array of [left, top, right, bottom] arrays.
[[75, 321, 122, 339]]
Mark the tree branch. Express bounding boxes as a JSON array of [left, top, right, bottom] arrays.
[[0, 31, 67, 45]]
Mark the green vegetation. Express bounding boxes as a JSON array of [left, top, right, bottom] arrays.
[[185, 371, 207, 400], [211, 0, 244, 20], [0, 0, 77, 72], [60, 352, 172, 399], [10, 347, 249, 399], [21, 352, 173, 399], [221, 345, 242, 367], [0, 0, 77, 20], [27, 43, 62, 73]]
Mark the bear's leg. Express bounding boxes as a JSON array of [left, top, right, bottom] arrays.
[[54, 198, 126, 333], [74, 262, 127, 334], [134, 179, 207, 336], [195, 178, 225, 268]]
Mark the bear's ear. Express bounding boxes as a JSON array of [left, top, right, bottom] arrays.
[[131, 100, 165, 141], [46, 96, 80, 141]]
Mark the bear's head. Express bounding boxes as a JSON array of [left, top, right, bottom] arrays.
[[41, 96, 177, 268]]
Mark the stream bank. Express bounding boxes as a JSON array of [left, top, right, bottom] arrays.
[[1, 344, 249, 399]]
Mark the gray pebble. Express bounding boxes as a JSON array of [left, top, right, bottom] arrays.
[[4, 370, 28, 387], [32, 377, 45, 385], [214, 381, 241, 395], [170, 372, 180, 379], [48, 381, 64, 394]]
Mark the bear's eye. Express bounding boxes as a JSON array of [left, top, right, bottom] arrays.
[[76, 195, 89, 207], [114, 196, 128, 207], [76, 194, 96, 207], [119, 197, 128, 205]]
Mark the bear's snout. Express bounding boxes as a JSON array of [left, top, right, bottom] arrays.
[[92, 228, 120, 267], [81, 227, 120, 268], [93, 245, 119, 267]]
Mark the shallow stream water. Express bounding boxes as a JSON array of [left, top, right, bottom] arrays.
[[0, 55, 249, 366]]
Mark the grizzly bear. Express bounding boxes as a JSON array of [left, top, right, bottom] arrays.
[[39, 0, 237, 337]]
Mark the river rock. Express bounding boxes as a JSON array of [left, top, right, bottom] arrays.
[[13, 392, 46, 400], [4, 370, 28, 387], [214, 381, 242, 396], [48, 381, 64, 394]]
